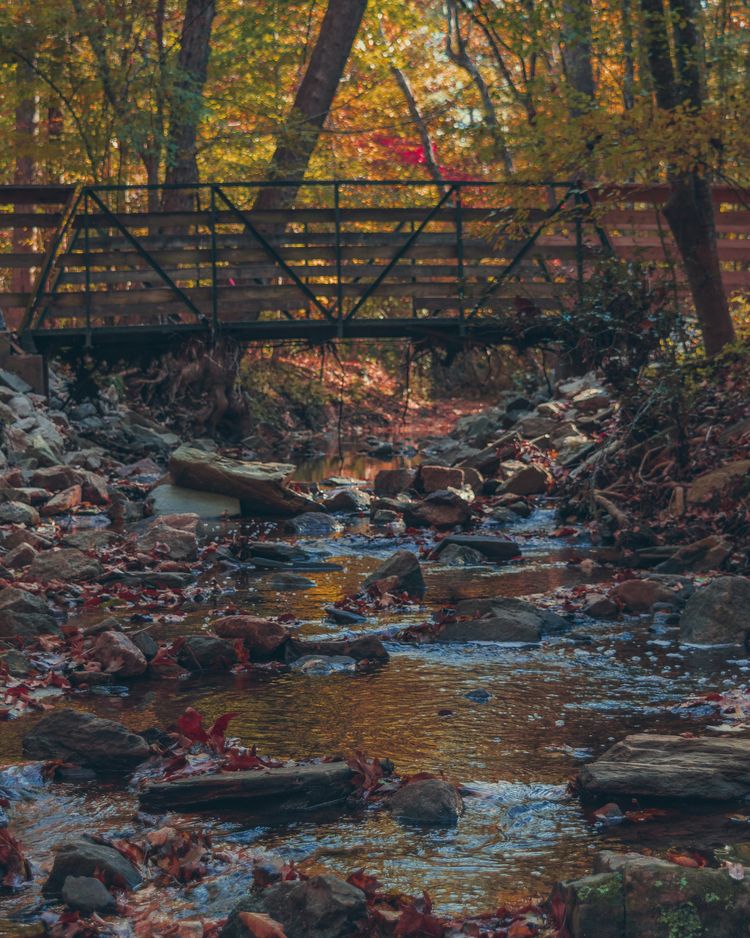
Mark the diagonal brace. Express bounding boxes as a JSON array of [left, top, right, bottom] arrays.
[[467, 185, 575, 318], [214, 186, 336, 322], [87, 190, 204, 321], [345, 185, 457, 321]]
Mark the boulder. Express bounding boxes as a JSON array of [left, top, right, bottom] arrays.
[[0, 501, 40, 525], [435, 616, 540, 644], [23, 709, 149, 771], [402, 489, 472, 529], [0, 587, 59, 640], [501, 463, 552, 496], [141, 761, 364, 812], [455, 596, 568, 633], [3, 542, 38, 569], [553, 851, 750, 938], [611, 578, 685, 612], [431, 534, 521, 563], [177, 635, 238, 671], [655, 535, 732, 573], [578, 734, 750, 800], [286, 635, 389, 663], [362, 550, 425, 597], [219, 875, 367, 938], [323, 489, 372, 513], [679, 576, 750, 645], [43, 839, 142, 896], [28, 548, 102, 583], [267, 572, 316, 590], [373, 468, 416, 498], [571, 387, 610, 412], [387, 778, 463, 824], [212, 615, 290, 658], [418, 465, 465, 493], [62, 875, 117, 915], [582, 594, 618, 619], [140, 515, 198, 561], [687, 459, 750, 505], [285, 513, 342, 536], [90, 630, 148, 677], [149, 483, 241, 519], [170, 445, 320, 517], [40, 485, 82, 516], [437, 543, 487, 565]]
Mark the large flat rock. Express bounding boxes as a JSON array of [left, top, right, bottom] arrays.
[[169, 445, 320, 517], [149, 483, 241, 518], [140, 761, 358, 811], [578, 734, 750, 800]]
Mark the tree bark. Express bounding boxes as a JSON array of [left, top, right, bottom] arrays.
[[561, 0, 595, 114], [253, 0, 368, 212], [163, 0, 217, 211], [639, 0, 734, 355], [390, 65, 445, 186]]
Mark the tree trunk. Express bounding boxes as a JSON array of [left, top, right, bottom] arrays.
[[390, 66, 445, 186], [163, 0, 217, 211], [639, 0, 734, 354], [561, 0, 595, 114], [253, 0, 368, 212]]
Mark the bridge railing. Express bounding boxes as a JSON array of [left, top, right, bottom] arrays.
[[2, 178, 748, 347]]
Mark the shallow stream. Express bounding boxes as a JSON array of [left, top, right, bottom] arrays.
[[1, 455, 747, 932]]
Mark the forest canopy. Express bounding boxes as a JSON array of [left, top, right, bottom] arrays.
[[2, 0, 749, 189]]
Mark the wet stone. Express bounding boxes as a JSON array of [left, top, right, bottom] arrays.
[[23, 709, 149, 771], [62, 875, 117, 915], [387, 778, 463, 825], [44, 839, 143, 896], [177, 634, 238, 671], [362, 549, 425, 597]]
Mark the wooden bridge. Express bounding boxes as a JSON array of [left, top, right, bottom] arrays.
[[1, 179, 749, 354]]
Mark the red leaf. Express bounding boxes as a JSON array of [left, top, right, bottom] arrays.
[[666, 849, 708, 868], [176, 707, 209, 743]]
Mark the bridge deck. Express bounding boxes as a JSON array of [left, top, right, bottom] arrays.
[[0, 180, 748, 351]]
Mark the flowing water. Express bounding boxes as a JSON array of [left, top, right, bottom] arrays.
[[1, 456, 747, 931]]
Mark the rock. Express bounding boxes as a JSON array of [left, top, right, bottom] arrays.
[[246, 541, 310, 564], [455, 596, 569, 633], [679, 576, 750, 645], [0, 650, 32, 677], [611, 578, 684, 612], [140, 516, 198, 561], [387, 779, 463, 824], [90, 630, 148, 677], [403, 489, 472, 529], [553, 851, 750, 938], [79, 471, 110, 505], [501, 463, 552, 496], [582, 594, 619, 619], [1, 525, 51, 551], [687, 459, 750, 505], [177, 635, 238, 671], [43, 839, 143, 896], [437, 543, 487, 565], [285, 512, 342, 536], [23, 709, 149, 770], [462, 466, 483, 493], [3, 542, 38, 569], [655, 535, 732, 573], [62, 875, 117, 915], [291, 655, 357, 674], [362, 550, 425, 597], [287, 635, 389, 663], [571, 387, 610, 412], [28, 548, 102, 583], [578, 734, 750, 799], [141, 761, 366, 811], [373, 468, 416, 498], [371, 509, 400, 524], [149, 483, 241, 519], [431, 534, 521, 563], [131, 630, 158, 661], [435, 616, 540, 644], [220, 875, 367, 938], [323, 489, 371, 513], [0, 500, 40, 525], [170, 445, 320, 517], [0, 587, 59, 640], [40, 485, 82, 516], [418, 465, 465, 493], [212, 615, 290, 658]]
